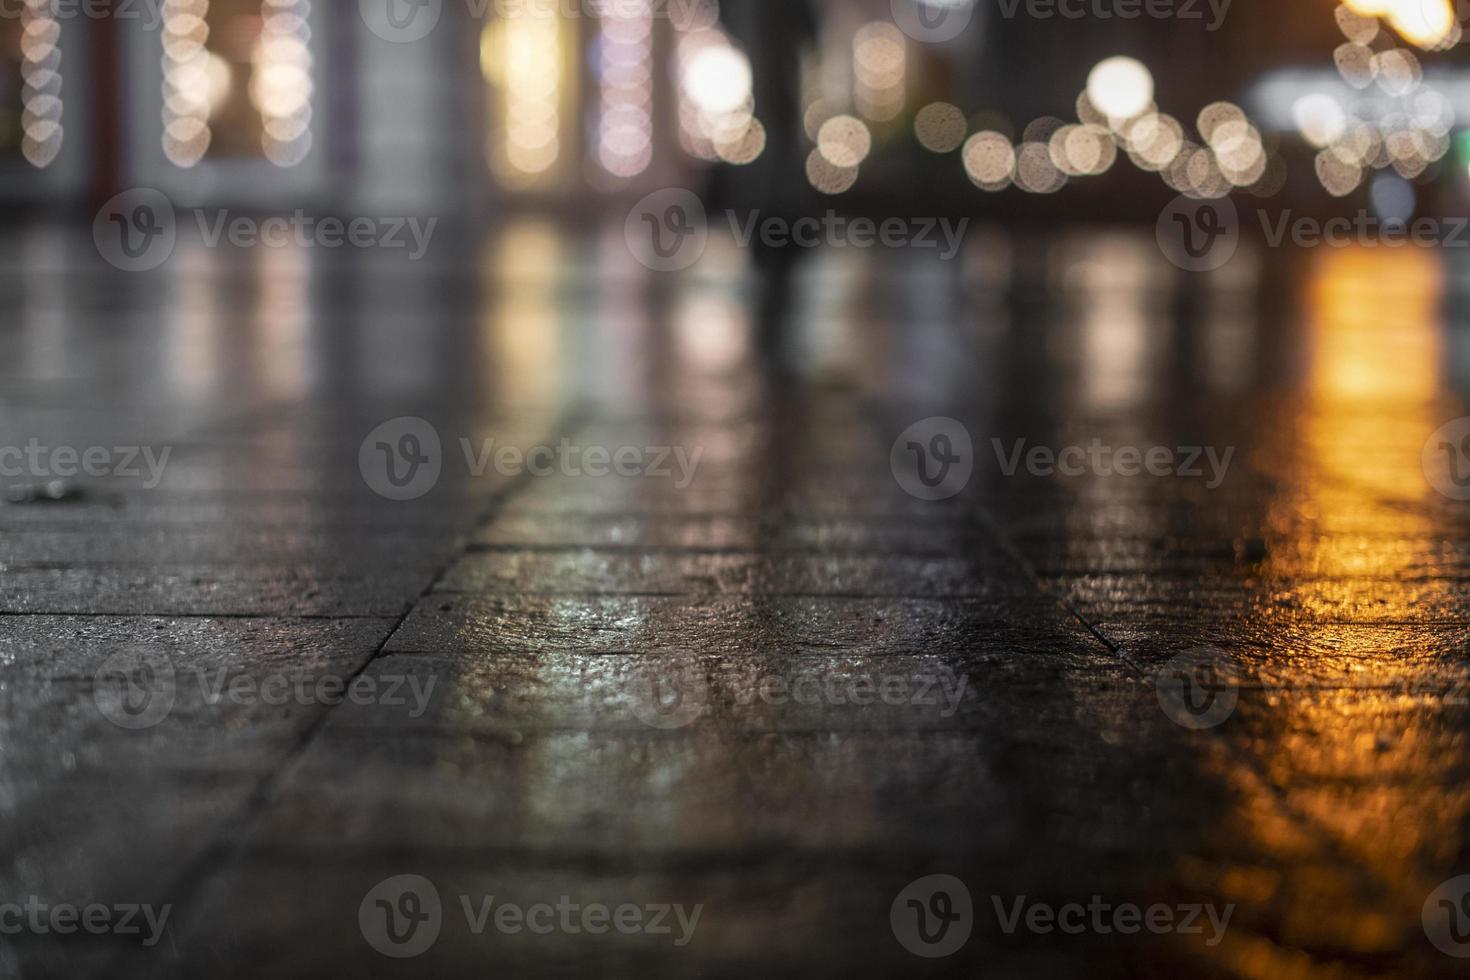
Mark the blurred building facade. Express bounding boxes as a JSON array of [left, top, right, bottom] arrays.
[[1, 0, 1467, 218]]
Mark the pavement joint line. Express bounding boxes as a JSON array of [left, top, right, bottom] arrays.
[[855, 393, 1147, 679], [99, 402, 591, 975]]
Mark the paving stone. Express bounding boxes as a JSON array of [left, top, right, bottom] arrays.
[[384, 594, 1082, 659], [437, 550, 1023, 597], [0, 567, 434, 616], [470, 513, 989, 554]]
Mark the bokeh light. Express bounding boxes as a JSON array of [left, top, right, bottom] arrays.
[[1086, 57, 1154, 120]]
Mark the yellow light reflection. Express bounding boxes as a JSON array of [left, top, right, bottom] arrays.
[[482, 219, 562, 407], [482, 14, 571, 186], [1192, 246, 1467, 978]]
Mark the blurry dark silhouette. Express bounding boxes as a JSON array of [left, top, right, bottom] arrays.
[[713, 0, 819, 364]]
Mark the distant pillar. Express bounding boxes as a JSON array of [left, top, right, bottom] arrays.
[[351, 3, 480, 217]]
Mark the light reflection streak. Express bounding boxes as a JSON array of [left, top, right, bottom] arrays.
[[1191, 247, 1466, 976], [482, 219, 563, 407]]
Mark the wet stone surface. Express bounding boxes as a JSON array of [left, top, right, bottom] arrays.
[[2, 229, 1470, 978]]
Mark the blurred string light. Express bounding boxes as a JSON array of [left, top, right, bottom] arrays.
[[482, 11, 567, 185], [595, 0, 653, 179], [1342, 0, 1459, 49], [162, 0, 228, 167], [925, 0, 1467, 201], [1086, 56, 1154, 119], [806, 149, 859, 194], [250, 0, 313, 167], [1273, 2, 1459, 196], [914, 102, 966, 152], [953, 56, 1273, 198], [817, 113, 871, 168], [20, 0, 63, 168], [962, 131, 1015, 190], [853, 22, 906, 122], [675, 24, 762, 165]]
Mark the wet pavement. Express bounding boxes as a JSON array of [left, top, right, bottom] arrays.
[[3, 220, 1470, 978]]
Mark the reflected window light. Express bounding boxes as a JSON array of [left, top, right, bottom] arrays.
[[1069, 238, 1155, 412], [853, 22, 906, 123], [18, 0, 64, 168], [162, 0, 310, 168], [596, 0, 653, 180], [251, 0, 313, 167], [483, 219, 563, 406], [482, 12, 569, 186], [162, 0, 214, 167]]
